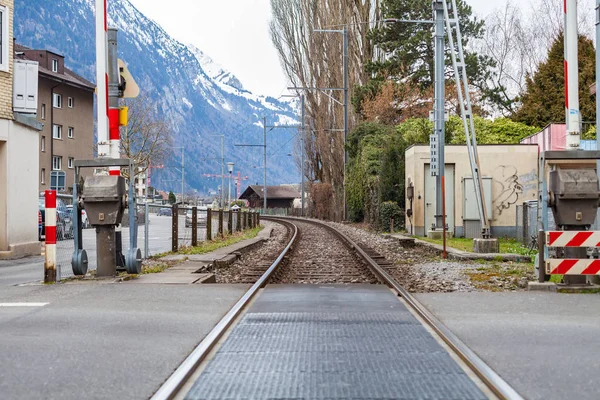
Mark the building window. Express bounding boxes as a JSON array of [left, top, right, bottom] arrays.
[[53, 93, 62, 108], [68, 97, 73, 108], [0, 6, 8, 72], [68, 157, 74, 169], [41, 104, 46, 120], [68, 127, 74, 139], [53, 124, 62, 139], [52, 59, 58, 73], [52, 156, 62, 171], [41, 168, 45, 185], [41, 136, 45, 152]]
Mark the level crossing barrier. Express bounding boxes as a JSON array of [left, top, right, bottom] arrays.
[[539, 230, 600, 281]]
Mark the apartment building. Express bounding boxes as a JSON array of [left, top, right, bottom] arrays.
[[15, 44, 95, 193], [0, 0, 44, 258]]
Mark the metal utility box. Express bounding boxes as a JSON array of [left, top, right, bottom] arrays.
[[82, 175, 126, 226], [13, 60, 39, 114], [549, 168, 600, 228]]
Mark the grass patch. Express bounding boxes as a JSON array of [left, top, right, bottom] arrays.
[[179, 225, 264, 256], [466, 263, 534, 291], [420, 236, 534, 257], [549, 274, 564, 283], [142, 264, 171, 274]]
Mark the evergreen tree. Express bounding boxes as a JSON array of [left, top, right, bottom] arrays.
[[366, 0, 491, 90], [513, 33, 596, 127], [168, 191, 176, 204]]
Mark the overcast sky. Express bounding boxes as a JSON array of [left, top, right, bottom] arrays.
[[128, 0, 510, 97]]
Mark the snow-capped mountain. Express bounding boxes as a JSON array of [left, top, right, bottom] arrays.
[[14, 0, 299, 194]]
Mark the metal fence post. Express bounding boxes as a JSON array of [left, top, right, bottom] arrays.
[[228, 209, 233, 234], [538, 229, 546, 283], [191, 206, 198, 247], [44, 190, 57, 283], [207, 208, 212, 241], [171, 204, 178, 252], [144, 201, 149, 258], [219, 209, 224, 237]]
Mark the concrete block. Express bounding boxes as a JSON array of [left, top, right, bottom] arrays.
[[473, 238, 499, 253], [528, 281, 557, 292], [214, 254, 239, 268], [427, 230, 454, 240]]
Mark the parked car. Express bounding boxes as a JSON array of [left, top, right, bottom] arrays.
[[185, 207, 208, 228], [66, 205, 90, 229], [231, 205, 241, 211], [157, 207, 172, 217], [38, 197, 73, 241]]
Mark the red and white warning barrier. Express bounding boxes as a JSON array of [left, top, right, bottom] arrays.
[[546, 231, 600, 247], [44, 190, 57, 282], [547, 259, 600, 275]]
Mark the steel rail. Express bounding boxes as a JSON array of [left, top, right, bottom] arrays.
[[271, 216, 523, 400], [150, 220, 298, 400]]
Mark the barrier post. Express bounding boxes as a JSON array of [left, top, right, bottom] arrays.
[[218, 209, 224, 237], [44, 190, 57, 283], [191, 206, 198, 247], [206, 208, 212, 241], [171, 205, 178, 252]]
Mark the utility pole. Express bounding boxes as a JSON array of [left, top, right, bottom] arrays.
[[221, 136, 225, 208], [596, 0, 600, 156], [564, 0, 581, 149], [181, 148, 185, 203], [264, 117, 268, 213], [433, 0, 445, 233], [301, 94, 306, 217]]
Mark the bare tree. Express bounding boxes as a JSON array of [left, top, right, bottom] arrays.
[[270, 0, 379, 220], [119, 95, 173, 178], [479, 0, 595, 116]]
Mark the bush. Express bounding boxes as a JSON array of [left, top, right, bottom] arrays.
[[379, 201, 404, 232]]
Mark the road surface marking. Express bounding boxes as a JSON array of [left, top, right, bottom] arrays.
[[0, 303, 49, 307]]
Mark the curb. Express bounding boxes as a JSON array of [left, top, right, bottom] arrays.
[[386, 234, 532, 263]]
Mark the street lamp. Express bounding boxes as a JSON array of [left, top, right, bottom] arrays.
[[227, 162, 234, 208]]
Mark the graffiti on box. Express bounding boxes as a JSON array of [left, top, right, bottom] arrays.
[[493, 166, 536, 216]]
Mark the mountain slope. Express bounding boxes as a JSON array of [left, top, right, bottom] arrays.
[[14, 0, 300, 195]]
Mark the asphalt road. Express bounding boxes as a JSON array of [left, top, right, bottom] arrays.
[[416, 292, 600, 400], [0, 282, 249, 400]]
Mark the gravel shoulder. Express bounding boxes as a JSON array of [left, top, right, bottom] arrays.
[[324, 222, 534, 293]]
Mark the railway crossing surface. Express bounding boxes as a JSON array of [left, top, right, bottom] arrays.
[[183, 285, 488, 400]]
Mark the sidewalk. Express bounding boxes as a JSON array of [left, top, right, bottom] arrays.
[[131, 222, 275, 284]]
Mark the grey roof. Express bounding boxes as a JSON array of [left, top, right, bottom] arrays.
[[14, 44, 95, 91], [240, 185, 301, 200]]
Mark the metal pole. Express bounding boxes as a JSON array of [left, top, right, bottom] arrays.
[[564, 0, 581, 149], [228, 172, 232, 208], [221, 136, 225, 209], [264, 117, 268, 213], [596, 0, 600, 154], [95, 0, 109, 158], [181, 148, 185, 204], [301, 95, 305, 217], [343, 26, 349, 221], [434, 0, 445, 231], [144, 166, 149, 258]]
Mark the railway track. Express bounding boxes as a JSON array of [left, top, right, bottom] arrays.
[[152, 217, 522, 400]]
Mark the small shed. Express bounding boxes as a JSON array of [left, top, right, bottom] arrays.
[[239, 185, 300, 209]]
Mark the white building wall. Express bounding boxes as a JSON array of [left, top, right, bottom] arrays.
[[0, 120, 40, 258]]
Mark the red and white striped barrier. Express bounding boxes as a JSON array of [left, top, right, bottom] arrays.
[[547, 259, 600, 275], [44, 190, 57, 283], [96, 0, 110, 158], [546, 231, 600, 247]]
